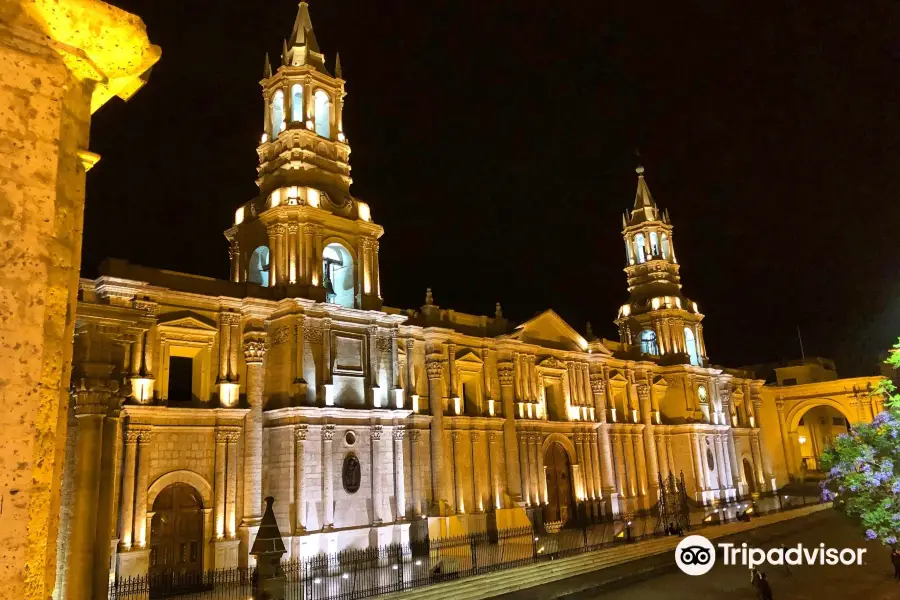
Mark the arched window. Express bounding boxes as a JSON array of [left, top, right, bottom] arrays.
[[649, 231, 659, 257], [314, 90, 331, 138], [640, 329, 658, 355], [634, 233, 646, 263], [625, 240, 634, 265], [248, 246, 270, 287], [685, 326, 700, 366], [291, 84, 303, 123], [322, 243, 354, 307], [661, 234, 670, 260], [270, 90, 284, 137]]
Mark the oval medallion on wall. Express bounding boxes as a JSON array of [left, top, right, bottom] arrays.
[[342, 454, 361, 494], [707, 448, 715, 470]]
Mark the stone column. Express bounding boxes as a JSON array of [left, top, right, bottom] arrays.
[[133, 431, 153, 549], [637, 384, 660, 502], [409, 430, 422, 517], [750, 433, 766, 488], [534, 433, 546, 505], [451, 431, 463, 513], [726, 430, 741, 488], [322, 425, 335, 528], [322, 320, 333, 404], [776, 401, 794, 480], [287, 223, 298, 283], [371, 425, 384, 523], [240, 332, 266, 563], [426, 354, 450, 513], [93, 394, 124, 600], [294, 425, 308, 532], [369, 326, 382, 407], [518, 432, 532, 506], [574, 434, 586, 503], [119, 431, 139, 550], [405, 339, 417, 404], [487, 432, 499, 510], [690, 434, 706, 499], [389, 332, 401, 408], [753, 396, 773, 481], [633, 432, 648, 502], [304, 225, 314, 284], [214, 430, 227, 538], [655, 432, 669, 481], [66, 372, 114, 600], [589, 432, 602, 514], [393, 426, 406, 520], [713, 433, 728, 491], [498, 363, 522, 501], [225, 431, 239, 537], [314, 226, 324, 287], [612, 434, 627, 499], [624, 433, 640, 499], [469, 430, 481, 512], [590, 375, 618, 513]]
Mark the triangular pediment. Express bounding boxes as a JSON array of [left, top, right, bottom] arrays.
[[506, 310, 591, 352], [158, 312, 218, 332], [455, 349, 484, 364]]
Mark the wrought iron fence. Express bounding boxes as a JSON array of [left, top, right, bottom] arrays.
[[110, 498, 826, 600]]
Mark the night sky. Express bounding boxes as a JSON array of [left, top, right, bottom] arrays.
[[87, 0, 900, 375]]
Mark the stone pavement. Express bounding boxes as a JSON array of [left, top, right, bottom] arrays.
[[495, 509, 899, 600]]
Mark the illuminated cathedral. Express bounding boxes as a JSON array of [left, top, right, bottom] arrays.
[[55, 4, 883, 598]]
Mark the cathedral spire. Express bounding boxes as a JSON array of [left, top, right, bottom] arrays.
[[285, 1, 328, 72], [335, 51, 342, 79], [263, 52, 272, 78], [628, 165, 659, 226]]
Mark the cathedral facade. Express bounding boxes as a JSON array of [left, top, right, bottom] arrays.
[[55, 4, 882, 599]]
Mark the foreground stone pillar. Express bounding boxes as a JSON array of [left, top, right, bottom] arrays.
[[294, 425, 308, 532], [322, 425, 335, 527], [93, 391, 124, 600], [0, 4, 158, 598], [240, 332, 266, 566]]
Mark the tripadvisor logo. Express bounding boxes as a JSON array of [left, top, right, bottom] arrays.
[[675, 534, 867, 576]]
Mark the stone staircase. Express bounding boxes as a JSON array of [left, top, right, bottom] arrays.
[[377, 503, 831, 600]]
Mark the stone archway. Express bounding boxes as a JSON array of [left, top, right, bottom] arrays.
[[784, 400, 855, 478], [543, 442, 576, 524], [146, 470, 214, 572], [149, 483, 204, 578]]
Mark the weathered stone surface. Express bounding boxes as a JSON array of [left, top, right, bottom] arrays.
[[0, 2, 158, 598]]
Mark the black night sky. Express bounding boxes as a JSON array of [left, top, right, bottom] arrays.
[[87, 1, 900, 376]]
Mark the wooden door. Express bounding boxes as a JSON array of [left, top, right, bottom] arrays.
[[543, 442, 575, 524], [149, 483, 204, 576]]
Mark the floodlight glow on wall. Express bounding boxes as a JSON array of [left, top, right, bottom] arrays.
[[219, 383, 240, 408], [131, 377, 154, 404]]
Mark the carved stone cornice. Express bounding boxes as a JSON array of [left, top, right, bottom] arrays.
[[303, 322, 324, 344], [132, 300, 158, 315], [271, 325, 290, 346]]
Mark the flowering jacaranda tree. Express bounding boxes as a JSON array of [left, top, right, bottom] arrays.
[[820, 341, 900, 546]]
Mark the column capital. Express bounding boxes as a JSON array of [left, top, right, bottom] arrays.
[[295, 424, 309, 441], [220, 311, 241, 326], [497, 362, 514, 386], [425, 354, 445, 380], [322, 424, 336, 441], [589, 373, 606, 395], [393, 425, 406, 441], [405, 338, 416, 352], [450, 430, 462, 442], [370, 424, 383, 441], [242, 331, 267, 363], [636, 383, 650, 401], [487, 431, 498, 444], [409, 429, 421, 442]]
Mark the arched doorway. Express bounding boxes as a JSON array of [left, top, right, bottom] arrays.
[[543, 442, 576, 524], [149, 483, 204, 577], [794, 404, 851, 474], [742, 458, 757, 495]]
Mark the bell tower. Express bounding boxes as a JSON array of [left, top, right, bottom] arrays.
[[224, 2, 383, 310], [614, 167, 707, 366]]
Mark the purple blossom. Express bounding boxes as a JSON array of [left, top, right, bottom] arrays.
[[866, 529, 878, 540], [892, 481, 900, 494], [822, 489, 836, 501], [874, 412, 892, 426], [887, 536, 898, 545]]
